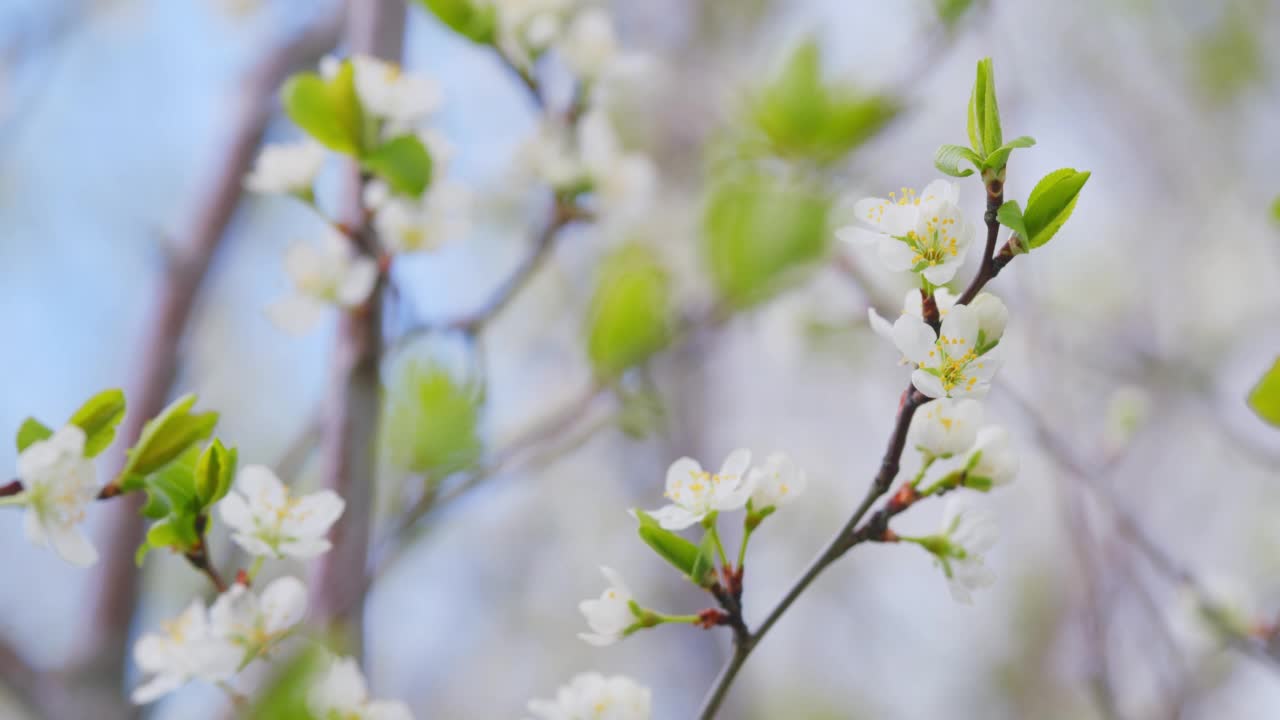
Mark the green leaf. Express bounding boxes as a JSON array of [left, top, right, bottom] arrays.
[[982, 135, 1035, 172], [704, 173, 831, 308], [380, 348, 483, 479], [1022, 168, 1090, 248], [1248, 357, 1280, 427], [967, 60, 987, 156], [1270, 195, 1280, 225], [361, 134, 433, 198], [136, 516, 200, 566], [980, 58, 1003, 154], [995, 200, 1029, 241], [15, 417, 52, 452], [195, 439, 237, 507], [281, 62, 365, 156], [934, 144, 982, 177], [587, 244, 674, 378], [119, 394, 218, 490], [634, 510, 708, 584], [751, 40, 898, 163], [934, 0, 976, 28], [417, 0, 497, 44], [68, 389, 126, 458], [689, 531, 718, 587]]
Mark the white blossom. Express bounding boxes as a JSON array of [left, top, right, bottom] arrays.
[[365, 178, 471, 254], [963, 426, 1018, 487], [132, 600, 241, 704], [209, 576, 307, 662], [891, 304, 1001, 398], [526, 672, 651, 720], [559, 8, 618, 79], [218, 465, 345, 559], [350, 55, 441, 132], [267, 230, 378, 334], [967, 292, 1008, 348], [578, 566, 637, 647], [909, 398, 983, 458], [746, 452, 806, 511], [493, 0, 576, 63], [13, 425, 99, 567], [935, 497, 999, 604], [868, 288, 958, 342], [309, 656, 414, 720], [244, 140, 326, 195], [837, 179, 975, 285], [642, 449, 752, 530]]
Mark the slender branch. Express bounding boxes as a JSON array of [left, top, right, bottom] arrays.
[[956, 178, 1005, 305]]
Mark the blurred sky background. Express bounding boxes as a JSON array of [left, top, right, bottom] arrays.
[[1, 0, 1280, 718]]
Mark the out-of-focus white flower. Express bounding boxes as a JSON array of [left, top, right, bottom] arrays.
[[350, 55, 441, 132], [967, 293, 1008, 348], [1169, 575, 1259, 658], [910, 398, 983, 459], [963, 426, 1018, 487], [132, 600, 241, 704], [577, 109, 656, 225], [891, 304, 1001, 398], [837, 180, 975, 285], [934, 497, 998, 604], [267, 230, 379, 334], [578, 566, 637, 646], [642, 449, 752, 530], [309, 656, 414, 720], [365, 179, 471, 254], [209, 576, 307, 661], [526, 672, 651, 720], [244, 140, 326, 195], [218, 465, 344, 559], [13, 425, 99, 567], [493, 0, 576, 63], [559, 7, 617, 78], [746, 452, 806, 511]]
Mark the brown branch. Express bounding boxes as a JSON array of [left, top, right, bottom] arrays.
[[70, 10, 345, 708], [305, 0, 405, 658]]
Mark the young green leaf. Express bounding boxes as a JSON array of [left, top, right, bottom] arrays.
[[281, 61, 365, 156], [979, 58, 1003, 155], [935, 144, 982, 177], [1248, 357, 1280, 427], [15, 417, 53, 453], [361, 134, 434, 198], [119, 394, 219, 490], [195, 439, 237, 507], [689, 531, 718, 587], [587, 244, 674, 379], [380, 349, 484, 479], [967, 59, 988, 156], [417, 0, 497, 44], [1022, 168, 1091, 248], [634, 510, 708, 584], [995, 200, 1029, 241], [68, 388, 126, 458], [982, 135, 1035, 172]]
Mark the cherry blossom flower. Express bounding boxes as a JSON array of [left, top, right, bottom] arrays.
[[309, 656, 414, 720], [350, 55, 441, 132], [217, 465, 344, 559], [642, 449, 752, 530], [838, 179, 975, 284], [13, 425, 99, 567], [933, 497, 999, 604], [132, 600, 241, 704], [365, 178, 471, 254], [963, 426, 1018, 487], [891, 304, 1001, 398], [746, 452, 806, 511], [526, 672, 651, 720], [244, 140, 326, 195], [909, 398, 984, 459], [267, 230, 378, 334], [209, 576, 307, 663], [578, 566, 638, 646]]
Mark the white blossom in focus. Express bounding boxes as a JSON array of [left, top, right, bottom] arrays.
[[244, 140, 326, 195], [642, 449, 752, 530], [746, 452, 806, 511], [909, 398, 984, 458], [309, 656, 414, 720], [526, 672, 651, 720], [967, 292, 1008, 348], [891, 304, 1001, 398], [935, 497, 998, 604], [13, 425, 99, 567], [132, 601, 241, 704], [209, 576, 307, 661], [837, 180, 975, 284], [350, 54, 441, 132], [218, 465, 345, 559], [267, 230, 378, 334], [963, 426, 1018, 487], [577, 566, 637, 647]]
